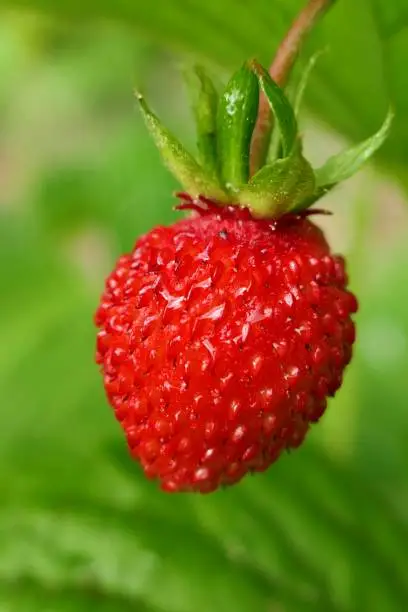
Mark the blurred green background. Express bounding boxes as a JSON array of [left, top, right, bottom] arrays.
[[1, 1, 408, 611]]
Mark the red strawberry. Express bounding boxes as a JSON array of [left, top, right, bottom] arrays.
[[95, 198, 357, 493], [95, 59, 389, 492]]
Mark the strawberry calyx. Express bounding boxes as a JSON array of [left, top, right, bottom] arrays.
[[137, 59, 392, 220], [176, 192, 332, 221], [175, 193, 253, 220]]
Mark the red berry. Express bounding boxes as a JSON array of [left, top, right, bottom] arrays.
[[95, 202, 357, 493]]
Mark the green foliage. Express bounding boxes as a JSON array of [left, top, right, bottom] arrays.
[[1, 0, 407, 180], [1, 4, 408, 612]]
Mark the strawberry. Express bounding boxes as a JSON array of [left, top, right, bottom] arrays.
[[95, 60, 390, 493]]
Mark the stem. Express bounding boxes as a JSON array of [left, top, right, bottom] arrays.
[[250, 0, 336, 176], [270, 0, 336, 85]]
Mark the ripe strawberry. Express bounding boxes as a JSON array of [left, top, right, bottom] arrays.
[[95, 60, 390, 492], [96, 197, 357, 493]]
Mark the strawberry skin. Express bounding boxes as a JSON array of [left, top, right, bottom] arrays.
[[95, 202, 357, 493]]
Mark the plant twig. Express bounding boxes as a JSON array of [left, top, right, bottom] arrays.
[[250, 0, 336, 175]]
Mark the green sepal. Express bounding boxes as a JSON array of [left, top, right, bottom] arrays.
[[293, 49, 326, 116], [238, 148, 316, 218], [185, 65, 219, 179], [250, 61, 298, 157], [217, 62, 259, 194], [291, 109, 394, 212], [136, 93, 227, 201], [315, 108, 394, 190], [137, 58, 393, 221]]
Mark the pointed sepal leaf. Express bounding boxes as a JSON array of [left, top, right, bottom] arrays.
[[239, 151, 315, 218], [137, 93, 227, 200], [315, 108, 394, 189], [217, 62, 259, 193], [250, 61, 298, 157], [185, 65, 219, 179], [293, 49, 327, 117]]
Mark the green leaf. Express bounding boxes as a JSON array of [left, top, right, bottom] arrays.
[[137, 93, 227, 200], [314, 108, 394, 189], [250, 61, 298, 157], [0, 576, 152, 612], [217, 62, 259, 193], [239, 151, 315, 217], [185, 65, 219, 179]]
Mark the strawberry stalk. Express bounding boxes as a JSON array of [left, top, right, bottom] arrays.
[[250, 0, 337, 176]]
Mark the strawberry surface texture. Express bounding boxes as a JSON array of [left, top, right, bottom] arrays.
[[95, 201, 358, 493]]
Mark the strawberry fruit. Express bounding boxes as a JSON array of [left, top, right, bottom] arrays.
[[95, 59, 391, 493]]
